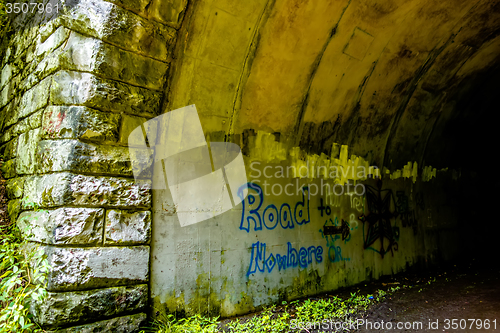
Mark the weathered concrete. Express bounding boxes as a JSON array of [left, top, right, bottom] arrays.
[[149, 0, 500, 320]]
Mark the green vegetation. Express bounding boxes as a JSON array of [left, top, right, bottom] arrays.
[[141, 287, 402, 333], [0, 0, 7, 34], [0, 165, 50, 333], [0, 225, 49, 332]]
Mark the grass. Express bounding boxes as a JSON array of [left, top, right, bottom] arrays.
[[140, 286, 403, 333]]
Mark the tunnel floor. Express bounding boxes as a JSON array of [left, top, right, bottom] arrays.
[[353, 261, 500, 333], [216, 259, 500, 333]]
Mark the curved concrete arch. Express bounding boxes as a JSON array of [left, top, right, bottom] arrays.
[[166, 0, 500, 170]]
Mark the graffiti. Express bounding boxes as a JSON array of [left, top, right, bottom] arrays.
[[328, 241, 350, 263], [45, 109, 66, 134], [318, 214, 352, 263], [359, 180, 398, 258], [323, 220, 350, 240], [317, 198, 331, 217], [348, 192, 364, 212], [317, 197, 354, 263], [239, 183, 310, 232], [395, 191, 418, 235], [326, 190, 341, 207], [348, 213, 359, 230], [247, 242, 323, 276]]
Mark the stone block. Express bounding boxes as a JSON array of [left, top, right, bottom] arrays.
[[31, 284, 148, 329], [1, 63, 12, 92], [41, 246, 149, 291], [105, 210, 151, 245], [1, 159, 17, 179], [0, 137, 18, 160], [47, 313, 147, 333], [1, 99, 19, 130], [16, 110, 43, 137], [1, 110, 43, 143], [0, 72, 20, 111], [17, 208, 104, 245], [42, 106, 121, 142], [16, 128, 41, 175], [22, 173, 151, 209], [34, 26, 71, 58], [50, 71, 161, 117], [7, 199, 21, 221], [343, 27, 374, 61], [5, 176, 24, 199], [18, 76, 51, 119], [37, 139, 153, 177], [54, 31, 169, 90], [105, 0, 187, 27], [57, 0, 177, 62]]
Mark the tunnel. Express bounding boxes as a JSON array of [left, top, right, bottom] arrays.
[[0, 0, 499, 330]]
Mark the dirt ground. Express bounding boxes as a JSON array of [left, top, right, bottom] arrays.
[[219, 259, 500, 333], [353, 261, 500, 333]]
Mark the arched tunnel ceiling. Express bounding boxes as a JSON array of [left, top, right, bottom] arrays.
[[166, 0, 500, 172]]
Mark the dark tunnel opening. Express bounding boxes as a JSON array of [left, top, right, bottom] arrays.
[[423, 64, 500, 264]]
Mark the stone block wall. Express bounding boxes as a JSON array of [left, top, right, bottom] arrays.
[[0, 0, 188, 330]]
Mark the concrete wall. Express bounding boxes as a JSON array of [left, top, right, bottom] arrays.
[[150, 0, 498, 319], [150, 0, 498, 321], [150, 144, 461, 318], [0, 0, 498, 330]]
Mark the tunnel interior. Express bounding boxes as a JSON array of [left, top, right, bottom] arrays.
[[446, 66, 500, 262], [147, 0, 500, 317], [162, 0, 500, 264], [2, 0, 500, 327]]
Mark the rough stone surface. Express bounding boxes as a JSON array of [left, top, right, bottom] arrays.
[[0, 100, 19, 130], [16, 128, 41, 175], [0, 159, 16, 179], [7, 199, 21, 221], [41, 246, 149, 291], [5, 177, 24, 199], [22, 173, 151, 209], [1, 110, 43, 143], [18, 76, 51, 119], [0, 137, 18, 160], [17, 208, 104, 245], [51, 31, 169, 90], [37, 139, 152, 176], [50, 71, 161, 117], [55, 0, 177, 61], [47, 313, 147, 333], [31, 284, 148, 329], [0, 1, 177, 331], [105, 210, 151, 245], [42, 105, 121, 142], [105, 0, 188, 27], [0, 27, 69, 109]]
